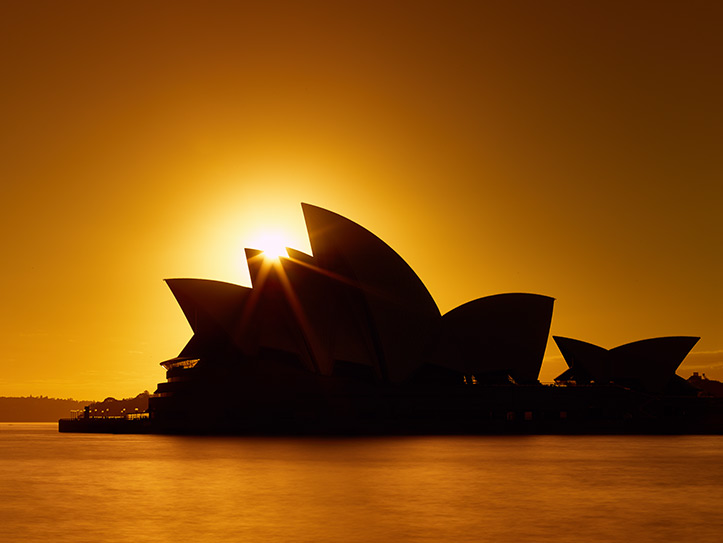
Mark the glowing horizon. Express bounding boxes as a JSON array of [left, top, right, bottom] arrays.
[[1, 2, 721, 400]]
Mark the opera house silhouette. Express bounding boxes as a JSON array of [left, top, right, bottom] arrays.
[[60, 203, 721, 434]]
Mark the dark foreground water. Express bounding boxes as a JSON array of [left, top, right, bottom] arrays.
[[1, 423, 722, 542]]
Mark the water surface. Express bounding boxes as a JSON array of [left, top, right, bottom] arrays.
[[1, 423, 722, 542]]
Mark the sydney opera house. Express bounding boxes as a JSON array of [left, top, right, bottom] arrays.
[[58, 203, 720, 433], [125, 203, 719, 434]]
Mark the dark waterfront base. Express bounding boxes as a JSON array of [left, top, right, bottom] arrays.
[[60, 385, 723, 436], [59, 417, 152, 434], [59, 409, 723, 436], [57, 416, 723, 436]]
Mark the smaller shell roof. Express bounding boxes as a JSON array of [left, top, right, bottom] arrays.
[[553, 335, 700, 394]]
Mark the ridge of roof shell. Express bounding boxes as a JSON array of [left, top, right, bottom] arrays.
[[553, 335, 700, 353], [552, 336, 609, 357], [609, 336, 700, 354], [285, 247, 314, 263], [164, 278, 251, 333], [164, 277, 248, 289], [301, 203, 440, 315], [442, 293, 555, 318]]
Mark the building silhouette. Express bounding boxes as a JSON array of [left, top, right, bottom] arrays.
[[148, 203, 556, 432], [61, 203, 721, 434]]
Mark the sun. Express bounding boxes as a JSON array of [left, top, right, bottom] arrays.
[[255, 232, 289, 260]]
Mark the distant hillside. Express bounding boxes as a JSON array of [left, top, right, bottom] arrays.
[[0, 392, 152, 422], [85, 392, 150, 417], [0, 396, 94, 422]]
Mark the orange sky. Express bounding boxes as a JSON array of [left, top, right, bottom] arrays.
[[2, 1, 721, 399]]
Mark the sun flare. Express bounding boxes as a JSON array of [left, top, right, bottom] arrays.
[[254, 232, 289, 260]]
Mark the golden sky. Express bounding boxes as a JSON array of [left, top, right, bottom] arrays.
[[2, 1, 722, 399]]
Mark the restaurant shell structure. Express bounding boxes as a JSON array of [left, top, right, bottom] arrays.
[[553, 336, 701, 395]]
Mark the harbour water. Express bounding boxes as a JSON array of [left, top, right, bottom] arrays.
[[1, 423, 722, 542]]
